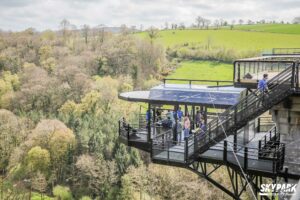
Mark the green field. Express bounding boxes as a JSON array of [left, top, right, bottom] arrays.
[[233, 24, 300, 34], [149, 25, 300, 81], [167, 61, 233, 83], [139, 29, 300, 50]]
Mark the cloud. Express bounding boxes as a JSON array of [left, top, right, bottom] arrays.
[[0, 0, 299, 31]]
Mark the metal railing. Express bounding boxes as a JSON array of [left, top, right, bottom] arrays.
[[222, 140, 285, 173], [145, 64, 296, 170], [272, 48, 300, 55], [257, 116, 275, 132], [258, 126, 280, 159], [119, 118, 147, 141], [162, 78, 233, 87], [151, 129, 186, 162], [190, 64, 296, 156], [234, 60, 295, 85]]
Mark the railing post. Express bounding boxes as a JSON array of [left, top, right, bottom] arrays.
[[194, 132, 197, 159], [209, 123, 211, 142], [237, 63, 241, 82], [189, 80, 192, 88], [233, 132, 237, 153], [167, 139, 170, 161], [258, 140, 261, 158], [282, 144, 286, 168], [296, 62, 299, 89], [185, 138, 188, 163], [127, 124, 130, 141], [257, 118, 260, 132], [264, 135, 267, 146], [150, 139, 153, 158], [163, 79, 166, 87], [234, 107, 237, 124], [272, 151, 276, 173], [223, 140, 227, 162], [244, 147, 248, 170], [118, 120, 121, 136], [291, 63, 295, 88]]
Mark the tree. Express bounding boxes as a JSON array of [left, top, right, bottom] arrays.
[[0, 71, 20, 107], [204, 19, 211, 29], [32, 172, 47, 199], [49, 129, 76, 162], [179, 23, 186, 30], [74, 154, 117, 197], [238, 19, 244, 25], [60, 19, 71, 41], [214, 19, 220, 29], [82, 24, 90, 44], [164, 22, 169, 30], [115, 144, 131, 175], [247, 19, 254, 25], [26, 146, 50, 173], [147, 27, 159, 44], [119, 174, 133, 200], [49, 129, 76, 181], [196, 16, 204, 28], [293, 17, 300, 24], [0, 109, 27, 170]]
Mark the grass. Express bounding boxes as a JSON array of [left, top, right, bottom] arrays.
[[138, 29, 300, 51], [232, 24, 300, 34], [167, 61, 233, 83]]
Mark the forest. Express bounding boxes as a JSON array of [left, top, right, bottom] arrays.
[[0, 22, 239, 200]]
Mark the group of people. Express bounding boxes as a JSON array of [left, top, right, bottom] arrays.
[[149, 106, 207, 144]]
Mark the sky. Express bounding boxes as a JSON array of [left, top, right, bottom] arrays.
[[0, 0, 300, 31]]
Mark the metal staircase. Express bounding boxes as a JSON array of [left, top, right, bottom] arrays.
[[190, 64, 298, 158]]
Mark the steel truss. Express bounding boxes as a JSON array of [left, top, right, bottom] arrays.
[[188, 161, 278, 200]]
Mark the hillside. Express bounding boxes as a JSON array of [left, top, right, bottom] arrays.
[[138, 29, 300, 51], [233, 24, 300, 34], [167, 61, 233, 82]]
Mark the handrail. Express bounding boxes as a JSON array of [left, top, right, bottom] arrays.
[[189, 64, 297, 160], [272, 48, 300, 55], [162, 78, 233, 87], [223, 139, 285, 173]]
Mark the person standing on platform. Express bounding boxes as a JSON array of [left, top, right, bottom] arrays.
[[183, 115, 191, 138], [195, 110, 201, 128], [146, 109, 152, 128], [167, 110, 174, 123], [176, 120, 183, 144], [177, 107, 183, 121]]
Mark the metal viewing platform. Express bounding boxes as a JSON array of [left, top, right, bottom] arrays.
[[118, 49, 300, 200]]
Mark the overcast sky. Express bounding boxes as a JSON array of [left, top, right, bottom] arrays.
[[0, 0, 300, 31]]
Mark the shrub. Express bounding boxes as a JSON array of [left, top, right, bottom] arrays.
[[53, 185, 72, 200]]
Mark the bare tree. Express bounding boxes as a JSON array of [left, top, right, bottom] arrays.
[[293, 17, 300, 24], [214, 19, 220, 29], [179, 23, 185, 30], [247, 19, 254, 25], [164, 22, 169, 30], [219, 19, 224, 27], [238, 19, 244, 25], [82, 24, 90, 44], [204, 19, 211, 29], [196, 16, 205, 29], [60, 19, 71, 40]]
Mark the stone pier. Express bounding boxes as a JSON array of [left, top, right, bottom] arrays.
[[270, 96, 300, 175]]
